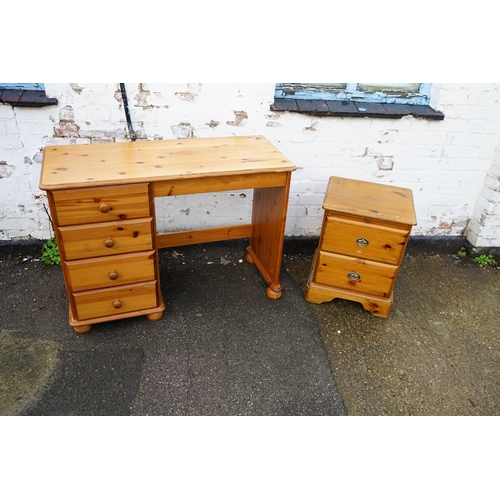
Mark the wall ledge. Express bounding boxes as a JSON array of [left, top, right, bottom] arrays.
[[271, 98, 445, 120], [0, 89, 58, 107]]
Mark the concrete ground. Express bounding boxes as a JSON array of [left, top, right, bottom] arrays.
[[1, 238, 499, 416]]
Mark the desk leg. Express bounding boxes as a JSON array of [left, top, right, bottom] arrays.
[[74, 325, 92, 334], [147, 311, 164, 321], [246, 174, 291, 300]]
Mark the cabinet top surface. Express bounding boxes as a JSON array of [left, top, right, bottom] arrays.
[[323, 176, 417, 225], [40, 135, 296, 190]]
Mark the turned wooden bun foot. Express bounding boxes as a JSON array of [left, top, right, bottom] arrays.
[[245, 252, 255, 265], [74, 325, 92, 334], [266, 286, 282, 300], [147, 311, 163, 322]]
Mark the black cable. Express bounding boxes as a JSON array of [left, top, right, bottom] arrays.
[[119, 83, 137, 141]]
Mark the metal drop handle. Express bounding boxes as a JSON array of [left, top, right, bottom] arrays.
[[356, 238, 369, 247], [348, 272, 361, 281]]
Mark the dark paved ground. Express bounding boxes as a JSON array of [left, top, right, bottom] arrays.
[[1, 240, 344, 416], [1, 237, 499, 416]]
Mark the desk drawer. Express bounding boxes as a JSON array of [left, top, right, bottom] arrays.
[[322, 215, 409, 265], [73, 281, 158, 321], [314, 250, 397, 297], [59, 218, 153, 260], [65, 251, 156, 292], [52, 184, 150, 226]]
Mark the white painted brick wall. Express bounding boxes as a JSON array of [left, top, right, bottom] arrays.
[[1, 83, 500, 246], [468, 142, 500, 247]]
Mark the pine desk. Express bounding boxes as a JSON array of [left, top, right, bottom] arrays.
[[40, 135, 296, 334]]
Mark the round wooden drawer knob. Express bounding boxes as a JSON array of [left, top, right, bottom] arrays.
[[113, 299, 122, 309], [108, 270, 119, 280], [104, 238, 114, 248], [99, 203, 111, 213]]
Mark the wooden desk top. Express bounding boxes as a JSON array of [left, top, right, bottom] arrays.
[[323, 176, 417, 226], [40, 135, 296, 191]]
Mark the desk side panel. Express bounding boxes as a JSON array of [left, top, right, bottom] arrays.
[[249, 172, 292, 292]]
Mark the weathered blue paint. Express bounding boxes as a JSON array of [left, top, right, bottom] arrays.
[[275, 83, 431, 105], [0, 83, 45, 90]]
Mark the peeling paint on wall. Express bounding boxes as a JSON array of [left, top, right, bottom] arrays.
[[0, 161, 13, 179], [376, 156, 394, 170], [33, 152, 43, 164], [175, 83, 202, 102], [70, 83, 84, 93], [52, 104, 129, 143], [171, 123, 193, 139], [304, 120, 318, 132], [54, 106, 79, 137], [378, 130, 398, 144], [134, 86, 151, 108], [226, 111, 248, 126]]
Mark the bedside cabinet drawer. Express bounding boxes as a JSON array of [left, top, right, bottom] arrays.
[[315, 251, 398, 297], [59, 218, 153, 260], [52, 184, 151, 226], [322, 215, 409, 265], [73, 281, 158, 321], [65, 251, 156, 292]]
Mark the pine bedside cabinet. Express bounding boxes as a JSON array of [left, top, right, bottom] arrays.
[[305, 176, 417, 318]]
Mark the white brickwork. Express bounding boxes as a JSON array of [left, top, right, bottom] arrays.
[[1, 83, 500, 247], [468, 142, 500, 248]]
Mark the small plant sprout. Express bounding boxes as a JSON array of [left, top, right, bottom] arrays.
[[41, 236, 60, 265], [473, 254, 497, 268]]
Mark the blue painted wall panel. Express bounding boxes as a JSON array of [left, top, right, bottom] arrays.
[[275, 83, 431, 105], [0, 83, 45, 90]]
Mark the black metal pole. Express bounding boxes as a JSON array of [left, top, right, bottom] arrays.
[[120, 83, 137, 141]]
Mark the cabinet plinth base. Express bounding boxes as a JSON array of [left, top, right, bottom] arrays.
[[68, 302, 165, 335], [305, 279, 393, 318]]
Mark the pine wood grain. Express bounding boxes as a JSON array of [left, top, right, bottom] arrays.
[[59, 218, 153, 260], [52, 184, 150, 226], [323, 176, 417, 226], [315, 251, 398, 298], [40, 136, 295, 190], [65, 251, 156, 291], [321, 215, 410, 265], [72, 281, 158, 321]]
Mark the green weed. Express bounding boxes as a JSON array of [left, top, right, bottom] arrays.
[[473, 254, 497, 267], [41, 237, 60, 265]]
